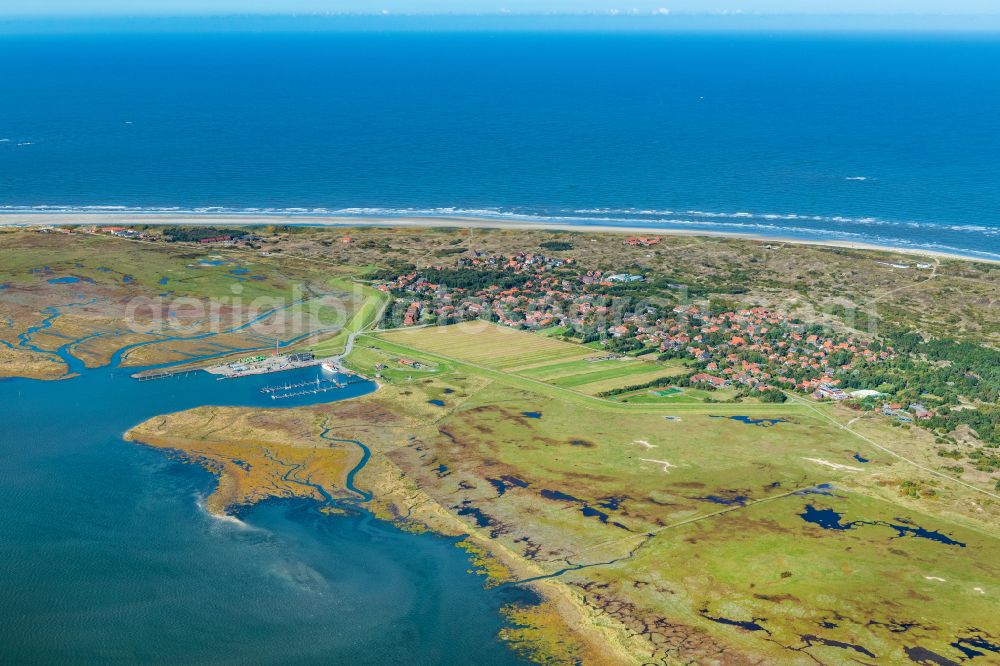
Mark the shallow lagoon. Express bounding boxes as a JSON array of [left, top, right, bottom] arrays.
[[799, 504, 965, 547], [0, 357, 531, 662]]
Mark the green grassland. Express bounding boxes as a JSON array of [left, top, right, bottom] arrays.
[[307, 278, 389, 358], [559, 486, 999, 664], [377, 322, 701, 402], [527, 358, 681, 386], [379, 321, 595, 370], [0, 231, 296, 300], [514, 357, 613, 380], [615, 386, 742, 404], [536, 325, 570, 337], [360, 334, 799, 415], [554, 365, 686, 395], [341, 321, 1000, 663]]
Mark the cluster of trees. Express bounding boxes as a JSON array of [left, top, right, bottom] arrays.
[[368, 262, 417, 281], [966, 447, 1000, 473], [599, 373, 693, 398], [833, 329, 1000, 445], [161, 226, 252, 242], [890, 331, 1000, 401], [404, 268, 535, 292], [432, 247, 467, 258], [539, 240, 574, 251], [756, 389, 788, 403], [897, 479, 938, 499], [926, 406, 1000, 447], [604, 336, 645, 353]]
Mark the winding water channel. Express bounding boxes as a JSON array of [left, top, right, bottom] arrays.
[[1, 321, 532, 663]]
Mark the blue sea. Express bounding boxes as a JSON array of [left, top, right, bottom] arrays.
[[1, 359, 533, 663], [1, 28, 999, 259]]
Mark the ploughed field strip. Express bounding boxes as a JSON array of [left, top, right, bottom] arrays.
[[379, 322, 688, 398], [379, 321, 594, 370], [524, 358, 656, 384], [553, 365, 687, 395], [367, 333, 804, 415]]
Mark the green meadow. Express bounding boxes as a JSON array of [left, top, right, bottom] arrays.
[[345, 321, 1000, 663]]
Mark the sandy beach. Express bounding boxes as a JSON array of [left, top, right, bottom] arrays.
[[1, 212, 995, 264]]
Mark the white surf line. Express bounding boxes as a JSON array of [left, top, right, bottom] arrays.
[[803, 458, 864, 472], [788, 394, 1000, 502], [640, 458, 674, 473]]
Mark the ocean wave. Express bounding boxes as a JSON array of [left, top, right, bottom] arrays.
[[565, 207, 998, 236], [0, 204, 519, 218], [2, 203, 996, 237], [557, 215, 877, 239], [2, 203, 997, 258], [866, 238, 1000, 262], [0, 204, 883, 238], [572, 207, 885, 224], [0, 202, 985, 233]]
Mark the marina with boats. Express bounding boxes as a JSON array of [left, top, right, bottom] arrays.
[[259, 371, 369, 401], [131, 350, 370, 389]]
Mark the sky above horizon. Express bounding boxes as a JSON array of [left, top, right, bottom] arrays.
[[3, 0, 1000, 17]]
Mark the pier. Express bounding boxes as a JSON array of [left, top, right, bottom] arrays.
[[269, 381, 342, 400], [261, 377, 342, 394], [263, 374, 370, 400]]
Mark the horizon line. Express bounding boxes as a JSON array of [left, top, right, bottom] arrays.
[[4, 12, 1000, 35], [5, 11, 1000, 18]]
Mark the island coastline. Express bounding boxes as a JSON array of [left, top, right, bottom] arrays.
[[2, 212, 998, 265]]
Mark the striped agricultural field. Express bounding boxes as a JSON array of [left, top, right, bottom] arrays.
[[516, 357, 625, 380], [378, 322, 690, 397], [572, 367, 688, 395], [377, 321, 593, 369], [546, 360, 674, 387]]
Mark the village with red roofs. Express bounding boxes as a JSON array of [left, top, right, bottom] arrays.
[[373, 248, 931, 420]]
